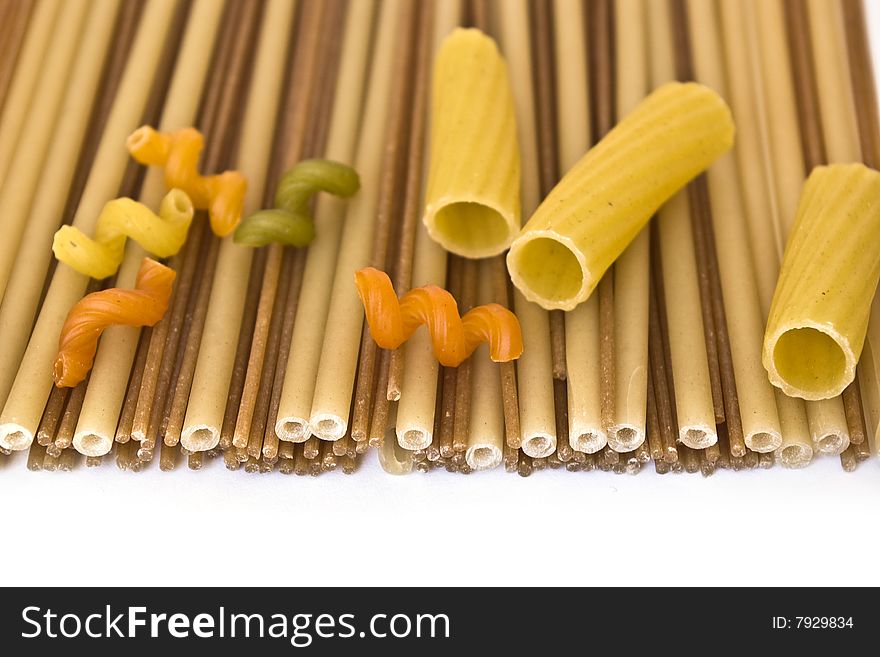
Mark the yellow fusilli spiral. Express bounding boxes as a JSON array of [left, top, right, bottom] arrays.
[[52, 189, 194, 280]]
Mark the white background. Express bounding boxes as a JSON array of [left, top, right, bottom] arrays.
[[1, 5, 879, 587]]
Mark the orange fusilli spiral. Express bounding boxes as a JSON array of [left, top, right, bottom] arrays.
[[54, 258, 176, 387], [354, 267, 523, 367], [126, 126, 247, 236]]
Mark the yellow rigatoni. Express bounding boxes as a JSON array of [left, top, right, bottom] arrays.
[[422, 28, 520, 259], [52, 190, 194, 279], [764, 164, 880, 401], [507, 81, 734, 311]]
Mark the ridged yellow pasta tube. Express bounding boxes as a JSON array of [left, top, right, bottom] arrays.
[[52, 189, 193, 279], [422, 28, 521, 259], [507, 81, 734, 310], [764, 164, 880, 401]]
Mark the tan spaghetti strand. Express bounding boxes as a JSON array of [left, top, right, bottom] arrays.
[[608, 0, 650, 453], [0, 0, 61, 183], [394, 0, 462, 452], [647, 0, 717, 451], [306, 0, 406, 441], [552, 0, 602, 455], [684, 0, 782, 453], [0, 0, 91, 300], [495, 0, 557, 459]]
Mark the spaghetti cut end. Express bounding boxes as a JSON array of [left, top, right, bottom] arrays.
[[466, 444, 502, 470], [0, 425, 32, 451], [608, 425, 644, 453], [180, 425, 219, 453], [680, 426, 716, 449], [521, 433, 556, 458], [397, 427, 430, 451], [507, 234, 588, 311], [816, 432, 848, 455], [767, 325, 852, 400], [73, 431, 112, 457], [746, 430, 782, 453], [571, 429, 607, 454], [276, 418, 309, 443], [427, 201, 514, 258], [778, 444, 813, 469], [311, 414, 346, 441]]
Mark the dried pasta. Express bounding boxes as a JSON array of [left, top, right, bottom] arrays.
[[126, 126, 247, 236], [54, 258, 175, 388], [422, 28, 520, 259], [52, 189, 194, 279], [234, 159, 360, 247], [355, 267, 522, 367], [506, 81, 735, 311], [763, 163, 880, 401]]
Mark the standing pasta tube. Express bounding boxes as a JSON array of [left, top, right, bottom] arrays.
[[506, 81, 734, 311], [763, 163, 880, 401], [422, 28, 521, 258]]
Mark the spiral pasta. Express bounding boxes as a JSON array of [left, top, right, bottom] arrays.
[[234, 159, 360, 247], [52, 189, 194, 279], [126, 126, 247, 236], [354, 267, 523, 367], [54, 258, 176, 388]]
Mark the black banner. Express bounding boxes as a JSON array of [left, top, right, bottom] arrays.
[[0, 588, 868, 653]]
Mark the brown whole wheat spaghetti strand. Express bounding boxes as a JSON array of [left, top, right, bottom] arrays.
[[385, 0, 434, 404], [531, 0, 566, 383]]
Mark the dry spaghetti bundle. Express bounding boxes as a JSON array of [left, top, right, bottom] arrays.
[[0, 0, 877, 478], [52, 189, 194, 279], [355, 267, 522, 367], [126, 126, 246, 236], [54, 258, 175, 388]]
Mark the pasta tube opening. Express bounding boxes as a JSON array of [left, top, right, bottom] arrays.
[[763, 163, 880, 400], [430, 201, 511, 258], [771, 325, 848, 398], [506, 234, 584, 307], [506, 81, 734, 310]]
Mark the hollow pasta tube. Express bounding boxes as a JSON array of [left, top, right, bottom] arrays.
[[54, 258, 175, 388], [355, 267, 522, 367], [422, 28, 521, 258], [126, 126, 246, 236], [52, 189, 193, 279], [506, 81, 735, 311], [763, 163, 880, 401], [234, 159, 360, 247]]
